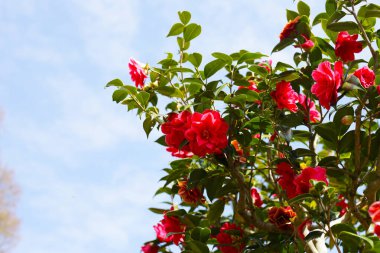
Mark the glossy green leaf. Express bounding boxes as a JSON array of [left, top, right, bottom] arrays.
[[313, 13, 329, 26], [184, 23, 202, 42], [297, 1, 310, 17], [106, 78, 124, 87], [112, 89, 128, 103], [191, 227, 211, 243], [178, 11, 191, 25], [339, 231, 374, 249], [287, 9, 299, 21], [167, 23, 184, 37], [327, 21, 359, 32], [237, 52, 267, 64], [188, 53, 203, 67], [212, 52, 233, 65], [207, 199, 224, 224], [288, 193, 314, 204], [187, 240, 210, 253], [204, 59, 226, 78], [315, 122, 338, 144]]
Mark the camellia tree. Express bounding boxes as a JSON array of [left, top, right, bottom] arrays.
[[107, 0, 380, 252]]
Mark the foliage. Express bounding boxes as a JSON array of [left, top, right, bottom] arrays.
[[108, 1, 380, 252]]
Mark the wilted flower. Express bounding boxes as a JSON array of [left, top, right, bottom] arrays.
[[279, 16, 301, 41], [268, 206, 296, 230], [215, 222, 245, 253]]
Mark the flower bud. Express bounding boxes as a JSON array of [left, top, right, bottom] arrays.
[[341, 115, 354, 125]]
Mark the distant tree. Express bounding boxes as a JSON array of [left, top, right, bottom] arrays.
[[0, 166, 19, 252]]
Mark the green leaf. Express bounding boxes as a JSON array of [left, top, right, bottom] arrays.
[[187, 240, 210, 253], [313, 13, 329, 26], [205, 176, 224, 201], [106, 78, 124, 87], [339, 231, 374, 249], [333, 106, 354, 135], [338, 130, 355, 153], [155, 135, 167, 146], [191, 227, 211, 243], [331, 223, 356, 235], [272, 38, 294, 53], [188, 53, 203, 67], [207, 200, 225, 224], [295, 148, 316, 157], [287, 9, 299, 21], [325, 0, 337, 16], [327, 10, 346, 25], [167, 23, 184, 37], [143, 117, 153, 137], [166, 209, 187, 217], [315, 122, 338, 144], [148, 207, 166, 214], [204, 59, 226, 79], [137, 91, 150, 108], [271, 71, 300, 83], [212, 52, 233, 65], [112, 89, 128, 103], [297, 1, 310, 17], [237, 52, 267, 64], [365, 10, 380, 18], [304, 230, 324, 242], [288, 193, 314, 204], [156, 86, 183, 98], [188, 169, 207, 188], [178, 11, 191, 25], [327, 21, 359, 32], [184, 23, 202, 42]]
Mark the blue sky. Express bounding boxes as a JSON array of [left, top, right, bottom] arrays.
[[0, 0, 324, 252]]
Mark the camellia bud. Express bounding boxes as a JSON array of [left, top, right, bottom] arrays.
[[341, 115, 354, 125]]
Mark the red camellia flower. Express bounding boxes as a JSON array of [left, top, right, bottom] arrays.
[[251, 187, 263, 207], [153, 213, 186, 245], [216, 222, 245, 253], [336, 194, 348, 217], [354, 66, 376, 88], [238, 80, 262, 104], [276, 162, 297, 199], [294, 166, 328, 194], [141, 243, 159, 253], [335, 31, 362, 62], [268, 206, 297, 230], [129, 58, 148, 88], [368, 201, 380, 238], [277, 163, 328, 199], [270, 81, 299, 112], [311, 61, 343, 110], [294, 34, 314, 51], [161, 111, 193, 158], [297, 219, 312, 240], [298, 94, 321, 123], [185, 110, 229, 157], [178, 180, 205, 205], [279, 16, 301, 41]]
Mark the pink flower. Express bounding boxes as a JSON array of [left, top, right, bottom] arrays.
[[129, 58, 148, 88], [270, 81, 299, 112], [141, 243, 159, 253], [335, 31, 363, 62], [294, 35, 314, 51], [161, 111, 193, 158], [294, 167, 328, 195], [298, 94, 321, 123], [185, 110, 229, 157], [215, 223, 245, 253], [354, 66, 376, 88], [153, 213, 186, 245], [311, 61, 343, 110], [279, 16, 301, 41], [250, 187, 263, 207]]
